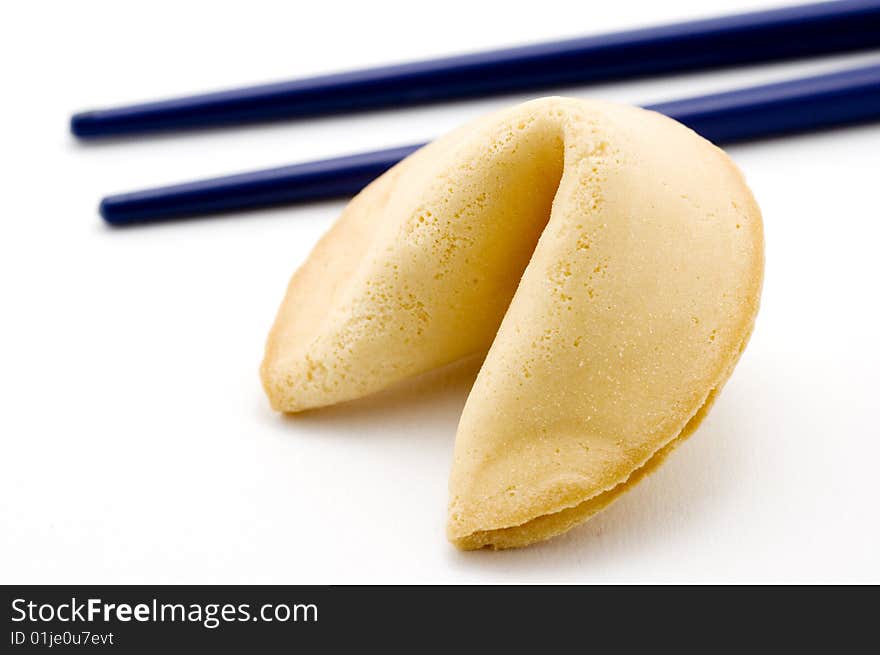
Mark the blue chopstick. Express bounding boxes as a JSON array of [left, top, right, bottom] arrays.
[[99, 63, 880, 225], [73, 0, 880, 139]]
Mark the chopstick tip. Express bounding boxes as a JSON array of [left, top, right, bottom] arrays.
[[99, 196, 124, 226], [71, 111, 98, 139]]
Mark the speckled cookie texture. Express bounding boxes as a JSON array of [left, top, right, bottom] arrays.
[[261, 97, 764, 550]]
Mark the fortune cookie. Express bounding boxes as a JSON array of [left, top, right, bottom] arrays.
[[261, 97, 764, 549]]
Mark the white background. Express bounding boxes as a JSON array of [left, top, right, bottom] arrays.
[[1, 0, 878, 584]]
